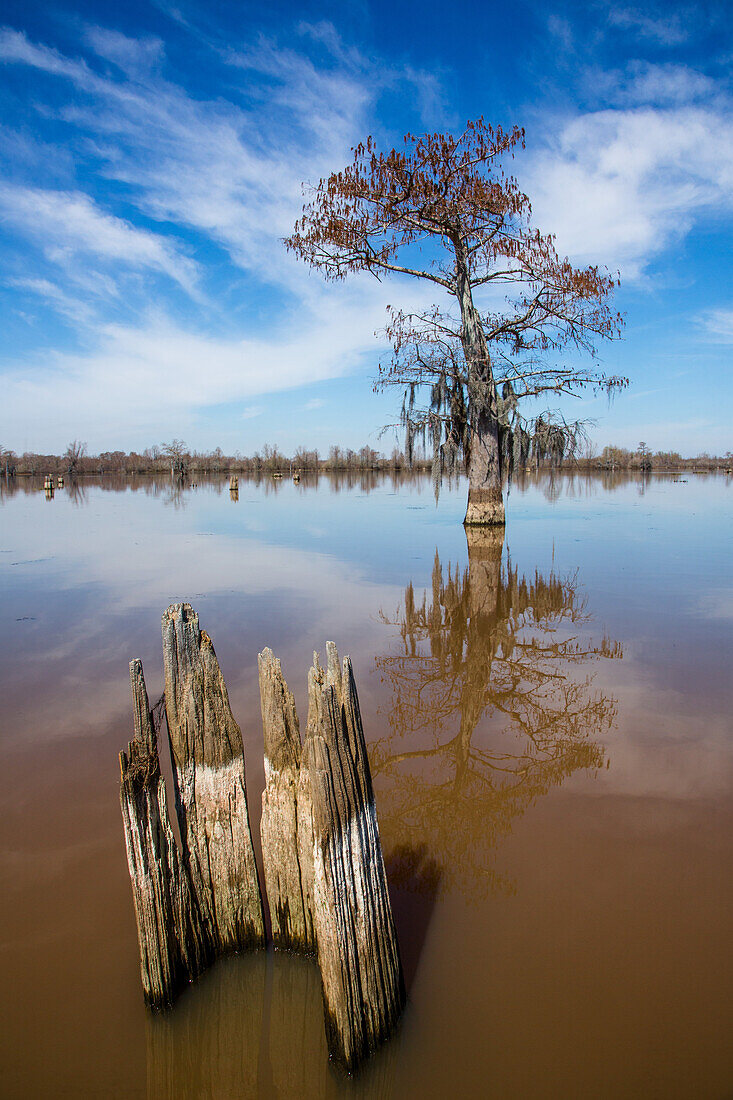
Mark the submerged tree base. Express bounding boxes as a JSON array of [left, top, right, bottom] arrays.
[[463, 487, 506, 527]]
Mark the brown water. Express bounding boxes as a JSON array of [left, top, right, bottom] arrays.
[[1, 471, 731, 1098]]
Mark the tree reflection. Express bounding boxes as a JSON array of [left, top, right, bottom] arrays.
[[162, 478, 189, 509], [374, 528, 621, 896], [65, 479, 88, 506]]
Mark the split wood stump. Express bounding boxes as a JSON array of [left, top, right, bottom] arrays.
[[120, 607, 404, 1073], [162, 604, 265, 956], [259, 643, 405, 1071], [119, 660, 208, 1007]]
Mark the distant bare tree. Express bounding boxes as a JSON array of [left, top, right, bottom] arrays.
[[637, 441, 652, 471], [260, 442, 286, 472], [327, 445, 343, 469], [64, 440, 87, 476], [0, 444, 16, 478], [160, 439, 189, 476], [581, 438, 598, 463]]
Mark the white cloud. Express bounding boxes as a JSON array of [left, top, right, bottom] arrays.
[[0, 183, 198, 291], [0, 279, 411, 449], [587, 61, 716, 107], [304, 398, 324, 410], [84, 27, 165, 76], [0, 27, 97, 84], [699, 307, 733, 343], [547, 14, 574, 53], [0, 24, 445, 445], [0, 27, 366, 291], [525, 101, 733, 277], [5, 277, 94, 325], [607, 7, 690, 46]]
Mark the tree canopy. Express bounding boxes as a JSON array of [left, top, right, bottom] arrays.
[[287, 120, 627, 521]]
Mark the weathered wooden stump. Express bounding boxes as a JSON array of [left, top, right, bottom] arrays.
[[258, 642, 404, 1071], [162, 604, 265, 957], [258, 649, 314, 952], [121, 611, 403, 1072], [309, 644, 405, 1071], [119, 660, 208, 1007]]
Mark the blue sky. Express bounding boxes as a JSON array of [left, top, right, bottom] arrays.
[[0, 0, 730, 457]]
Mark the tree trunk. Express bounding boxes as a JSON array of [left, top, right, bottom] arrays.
[[453, 240, 506, 527], [464, 402, 505, 526]]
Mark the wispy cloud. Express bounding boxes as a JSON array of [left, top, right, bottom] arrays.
[[698, 307, 733, 343], [83, 27, 165, 76], [0, 26, 97, 83], [0, 22, 440, 446], [0, 290, 400, 448], [607, 7, 691, 46], [0, 184, 198, 291], [0, 19, 452, 328], [5, 277, 95, 325], [0, 26, 371, 288], [295, 20, 451, 126], [547, 14, 575, 54], [585, 61, 717, 107]]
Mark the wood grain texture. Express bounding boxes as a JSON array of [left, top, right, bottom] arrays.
[[257, 641, 404, 1069], [119, 659, 208, 1007], [121, 615, 402, 1071], [295, 654, 326, 953], [308, 644, 405, 1071], [258, 647, 314, 951], [162, 603, 265, 956]]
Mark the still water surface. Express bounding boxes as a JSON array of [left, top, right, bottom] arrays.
[[1, 471, 731, 1098]]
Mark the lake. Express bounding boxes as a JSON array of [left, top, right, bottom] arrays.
[[1, 470, 731, 1098]]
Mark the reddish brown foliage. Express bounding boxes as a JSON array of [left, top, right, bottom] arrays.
[[286, 119, 625, 494], [286, 118, 621, 351]]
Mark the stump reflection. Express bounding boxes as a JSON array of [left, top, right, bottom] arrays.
[[146, 950, 399, 1098]]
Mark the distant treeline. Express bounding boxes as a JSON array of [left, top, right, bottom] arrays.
[[1, 438, 731, 478], [579, 444, 732, 472], [0, 440, 429, 477]]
